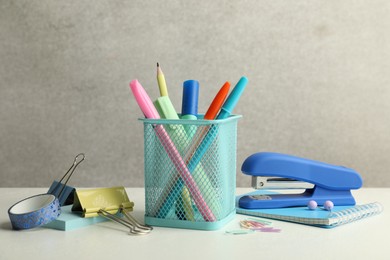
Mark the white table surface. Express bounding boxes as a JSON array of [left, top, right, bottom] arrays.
[[1, 188, 388, 260]]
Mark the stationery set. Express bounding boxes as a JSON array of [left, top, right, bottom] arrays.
[[7, 63, 383, 233]]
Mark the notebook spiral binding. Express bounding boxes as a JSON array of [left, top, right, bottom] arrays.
[[329, 202, 383, 227]]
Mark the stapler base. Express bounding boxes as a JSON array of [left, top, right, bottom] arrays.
[[239, 186, 357, 209]]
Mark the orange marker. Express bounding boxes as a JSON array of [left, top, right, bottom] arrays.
[[204, 81, 231, 120]]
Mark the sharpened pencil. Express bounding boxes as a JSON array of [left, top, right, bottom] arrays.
[[157, 62, 168, 96]]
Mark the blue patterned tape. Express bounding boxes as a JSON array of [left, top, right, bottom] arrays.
[[8, 194, 61, 230]]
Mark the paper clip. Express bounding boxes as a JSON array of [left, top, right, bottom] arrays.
[[48, 153, 85, 206], [98, 205, 153, 235]]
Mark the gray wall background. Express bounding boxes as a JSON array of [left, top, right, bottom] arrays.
[[1, 0, 389, 188]]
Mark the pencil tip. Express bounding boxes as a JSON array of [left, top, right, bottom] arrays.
[[157, 62, 159, 67]]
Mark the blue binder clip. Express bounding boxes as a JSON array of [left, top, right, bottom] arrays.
[[239, 152, 363, 209], [47, 153, 85, 206]]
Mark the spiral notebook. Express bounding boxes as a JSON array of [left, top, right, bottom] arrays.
[[236, 192, 383, 228]]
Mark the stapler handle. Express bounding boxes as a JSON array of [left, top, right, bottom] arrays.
[[241, 152, 363, 190]]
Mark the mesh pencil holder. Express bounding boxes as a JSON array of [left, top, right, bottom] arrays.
[[141, 115, 241, 230]]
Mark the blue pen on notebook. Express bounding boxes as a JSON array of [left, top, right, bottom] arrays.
[[155, 77, 248, 219]]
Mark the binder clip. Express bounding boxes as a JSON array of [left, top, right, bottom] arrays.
[[72, 186, 152, 235], [47, 153, 85, 206], [238, 152, 363, 209]]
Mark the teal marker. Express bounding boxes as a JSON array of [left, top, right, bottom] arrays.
[[217, 76, 248, 119]]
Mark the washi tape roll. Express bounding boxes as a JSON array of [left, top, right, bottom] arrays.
[[8, 194, 61, 230]]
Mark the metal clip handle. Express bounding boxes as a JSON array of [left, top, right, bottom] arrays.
[[98, 207, 153, 235], [51, 153, 85, 198], [121, 206, 153, 233]]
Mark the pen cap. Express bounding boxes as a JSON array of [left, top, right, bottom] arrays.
[[181, 80, 199, 116]]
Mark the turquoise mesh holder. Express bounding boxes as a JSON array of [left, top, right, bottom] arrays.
[[141, 115, 241, 230]]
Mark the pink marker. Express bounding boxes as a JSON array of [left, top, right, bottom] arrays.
[[129, 79, 215, 222]]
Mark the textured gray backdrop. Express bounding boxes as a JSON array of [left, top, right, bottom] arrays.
[[1, 0, 389, 187]]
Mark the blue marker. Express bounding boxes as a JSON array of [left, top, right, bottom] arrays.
[[178, 80, 199, 220], [181, 80, 199, 120]]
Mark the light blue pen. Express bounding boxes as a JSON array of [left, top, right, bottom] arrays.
[[156, 76, 248, 219]]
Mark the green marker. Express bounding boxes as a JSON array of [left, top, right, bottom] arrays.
[[154, 96, 194, 220]]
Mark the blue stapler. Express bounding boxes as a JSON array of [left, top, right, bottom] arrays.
[[238, 152, 363, 209]]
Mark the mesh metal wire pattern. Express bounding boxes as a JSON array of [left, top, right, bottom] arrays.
[[143, 116, 239, 227]]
